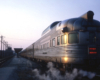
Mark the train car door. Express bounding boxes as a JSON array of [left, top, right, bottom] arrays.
[[89, 32, 96, 44], [79, 31, 89, 44]]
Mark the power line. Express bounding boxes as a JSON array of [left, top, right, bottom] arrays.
[[5, 37, 34, 41]]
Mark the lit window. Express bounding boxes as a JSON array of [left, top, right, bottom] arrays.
[[61, 35, 67, 44], [68, 33, 79, 43], [57, 36, 60, 45], [52, 38, 55, 46]]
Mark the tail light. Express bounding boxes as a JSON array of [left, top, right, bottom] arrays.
[[89, 48, 97, 54], [89, 48, 96, 50]]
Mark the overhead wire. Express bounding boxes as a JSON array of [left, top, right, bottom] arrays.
[[5, 37, 34, 41]]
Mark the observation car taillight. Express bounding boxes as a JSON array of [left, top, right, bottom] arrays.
[[89, 48, 96, 50], [89, 52, 97, 54], [89, 48, 97, 54]]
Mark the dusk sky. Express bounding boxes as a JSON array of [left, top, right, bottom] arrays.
[[0, 0, 100, 50]]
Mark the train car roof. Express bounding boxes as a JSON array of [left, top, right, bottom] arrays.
[[61, 11, 100, 32]]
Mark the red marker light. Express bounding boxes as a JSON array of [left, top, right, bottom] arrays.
[[89, 48, 96, 50], [89, 47, 97, 54], [89, 52, 97, 54]]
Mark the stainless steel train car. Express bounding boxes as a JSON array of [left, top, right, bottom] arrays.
[[20, 11, 100, 66]]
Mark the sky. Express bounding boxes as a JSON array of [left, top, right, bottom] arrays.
[[0, 0, 100, 50]]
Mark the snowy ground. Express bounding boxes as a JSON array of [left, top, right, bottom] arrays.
[[0, 55, 100, 80], [0, 55, 39, 80]]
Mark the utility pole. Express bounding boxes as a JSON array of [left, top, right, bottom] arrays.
[[0, 35, 4, 58], [4, 41, 7, 57], [4, 41, 7, 50], [3, 41, 5, 57], [3, 41, 5, 51]]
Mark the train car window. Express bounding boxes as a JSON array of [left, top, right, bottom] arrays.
[[68, 33, 79, 43], [41, 45, 42, 49], [52, 38, 55, 46], [44, 44, 45, 48], [37, 46, 38, 49], [57, 36, 60, 45], [42, 26, 50, 35], [46, 43, 47, 48], [50, 40, 51, 47], [58, 22, 61, 26], [61, 35, 67, 44], [45, 44, 46, 48], [39, 45, 41, 49], [43, 44, 44, 49], [47, 43, 49, 47], [36, 46, 38, 49], [38, 46, 40, 49]]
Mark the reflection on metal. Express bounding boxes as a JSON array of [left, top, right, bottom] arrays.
[[62, 57, 68, 63], [64, 57, 68, 61], [64, 34, 67, 44]]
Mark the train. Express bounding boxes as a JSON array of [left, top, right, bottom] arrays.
[[20, 11, 100, 67]]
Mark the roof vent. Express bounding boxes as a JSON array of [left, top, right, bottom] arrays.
[[87, 11, 94, 22], [80, 11, 94, 21]]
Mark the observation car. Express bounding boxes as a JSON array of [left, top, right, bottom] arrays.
[[20, 11, 100, 67]]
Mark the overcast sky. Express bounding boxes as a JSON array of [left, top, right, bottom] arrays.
[[0, 0, 100, 50]]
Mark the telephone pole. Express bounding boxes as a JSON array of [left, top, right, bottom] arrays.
[[3, 40, 6, 57], [0, 35, 4, 58]]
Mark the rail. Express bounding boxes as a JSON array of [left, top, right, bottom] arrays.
[[0, 55, 14, 66]]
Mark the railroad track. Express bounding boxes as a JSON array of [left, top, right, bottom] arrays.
[[0, 55, 14, 66]]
